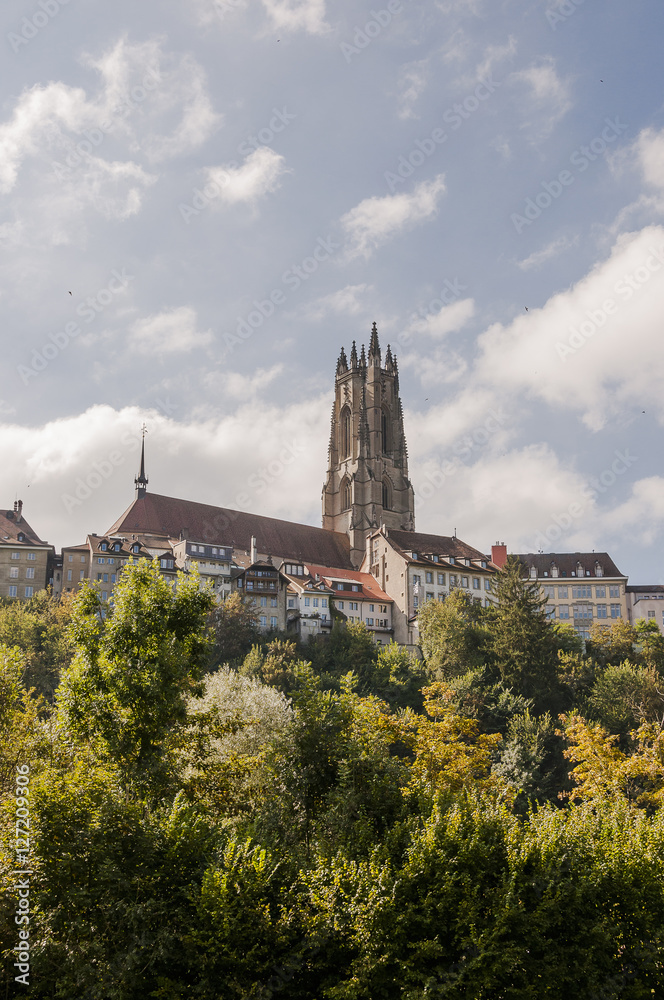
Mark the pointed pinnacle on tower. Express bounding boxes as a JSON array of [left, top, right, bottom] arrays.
[[359, 343, 367, 374], [134, 423, 148, 499], [336, 346, 348, 375], [350, 340, 358, 368], [368, 321, 380, 364]]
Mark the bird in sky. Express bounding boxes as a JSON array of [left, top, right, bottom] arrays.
[[68, 291, 72, 295], [525, 306, 528, 311]]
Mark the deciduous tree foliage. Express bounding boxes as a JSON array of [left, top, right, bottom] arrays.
[[2, 562, 664, 998]]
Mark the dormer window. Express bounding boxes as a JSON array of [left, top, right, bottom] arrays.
[[595, 563, 603, 577], [132, 544, 140, 554], [100, 542, 107, 551], [530, 566, 537, 579], [17, 533, 25, 542], [448, 556, 455, 564], [551, 564, 559, 578]]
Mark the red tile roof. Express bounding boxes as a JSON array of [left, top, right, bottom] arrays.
[[106, 493, 354, 569], [306, 563, 392, 603], [386, 529, 487, 563], [0, 510, 48, 546]]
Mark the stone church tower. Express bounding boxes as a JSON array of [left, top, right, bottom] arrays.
[[322, 323, 415, 567]]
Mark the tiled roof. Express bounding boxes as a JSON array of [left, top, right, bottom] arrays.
[[516, 552, 625, 578], [106, 493, 353, 569], [0, 510, 48, 546], [386, 529, 488, 564], [627, 585, 664, 594], [306, 563, 393, 603]]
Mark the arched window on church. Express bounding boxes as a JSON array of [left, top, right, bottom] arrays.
[[341, 406, 351, 459], [381, 408, 390, 453], [342, 477, 351, 510], [382, 479, 391, 511]]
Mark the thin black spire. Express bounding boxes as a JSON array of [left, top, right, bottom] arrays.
[[134, 424, 148, 499]]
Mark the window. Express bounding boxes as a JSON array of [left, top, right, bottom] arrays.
[[26, 568, 35, 579], [438, 592, 445, 601], [647, 610, 656, 619], [595, 586, 606, 598], [68, 555, 73, 562], [270, 616, 277, 628], [97, 573, 102, 581], [9, 567, 18, 579], [341, 406, 351, 459], [461, 576, 468, 588], [369, 604, 374, 612], [610, 604, 621, 618], [67, 570, 72, 582], [103, 574, 108, 583], [313, 598, 319, 608], [425, 572, 433, 584], [11, 552, 19, 560], [102, 591, 108, 601], [367, 617, 374, 626], [352, 584, 359, 592], [271, 597, 277, 607], [8, 586, 17, 598], [437, 573, 445, 585], [379, 605, 387, 613], [24, 587, 33, 598], [288, 598, 295, 608], [484, 579, 492, 591], [100, 542, 107, 551], [97, 557, 105, 565], [304, 597, 310, 607], [596, 605, 607, 619], [558, 587, 568, 599], [426, 592, 434, 602], [546, 605, 555, 619], [381, 409, 389, 453], [322, 599, 328, 608], [342, 478, 351, 511], [111, 574, 116, 584], [260, 615, 267, 627], [337, 601, 344, 610], [27, 553, 35, 561], [609, 586, 621, 598], [412, 575, 421, 586], [413, 596, 419, 608], [382, 480, 391, 510], [450, 575, 457, 587], [574, 604, 593, 620], [81, 555, 85, 562], [572, 586, 592, 599], [350, 601, 359, 611], [559, 605, 569, 619], [543, 586, 555, 598], [473, 577, 481, 590]]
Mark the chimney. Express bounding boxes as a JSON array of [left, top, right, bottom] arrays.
[[14, 499, 23, 521], [491, 542, 508, 569], [250, 536, 257, 565]]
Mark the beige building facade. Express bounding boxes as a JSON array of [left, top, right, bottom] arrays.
[[0, 502, 53, 600]]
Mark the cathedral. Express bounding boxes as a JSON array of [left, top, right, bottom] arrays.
[[322, 323, 415, 566]]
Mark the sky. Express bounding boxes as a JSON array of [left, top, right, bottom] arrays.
[[1, 0, 664, 583]]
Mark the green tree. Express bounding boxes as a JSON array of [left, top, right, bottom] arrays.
[[491, 556, 560, 711], [418, 589, 490, 680], [589, 660, 664, 743], [0, 590, 75, 700], [58, 559, 213, 797], [209, 591, 260, 667], [587, 618, 636, 667], [634, 617, 664, 673]]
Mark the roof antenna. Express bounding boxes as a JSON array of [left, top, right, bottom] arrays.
[[134, 423, 149, 499]]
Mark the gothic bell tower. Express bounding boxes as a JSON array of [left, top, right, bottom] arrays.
[[322, 323, 415, 567]]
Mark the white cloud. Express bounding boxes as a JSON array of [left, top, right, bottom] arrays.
[[517, 235, 577, 271], [510, 57, 573, 140], [396, 61, 430, 120], [205, 147, 288, 206], [0, 397, 331, 549], [341, 175, 446, 259], [297, 284, 371, 321], [634, 128, 664, 191], [404, 297, 475, 340], [205, 364, 285, 398], [474, 225, 664, 429], [260, 0, 329, 35], [130, 307, 214, 354]]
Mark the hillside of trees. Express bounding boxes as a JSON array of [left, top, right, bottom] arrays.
[[2, 556, 664, 998]]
